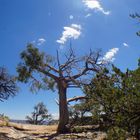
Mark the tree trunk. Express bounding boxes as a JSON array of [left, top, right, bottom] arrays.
[[57, 83, 69, 133]]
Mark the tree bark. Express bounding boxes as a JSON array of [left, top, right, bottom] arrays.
[[57, 82, 69, 133]]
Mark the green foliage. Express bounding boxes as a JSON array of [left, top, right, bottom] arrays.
[[26, 102, 52, 125], [69, 101, 93, 126], [42, 77, 56, 92], [71, 126, 86, 133], [107, 126, 128, 140], [84, 60, 140, 138], [138, 58, 140, 67], [17, 44, 44, 82], [17, 44, 56, 92], [0, 67, 17, 101]]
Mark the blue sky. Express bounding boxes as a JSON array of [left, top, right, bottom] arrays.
[[0, 0, 140, 120]]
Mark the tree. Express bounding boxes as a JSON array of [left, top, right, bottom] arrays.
[[69, 100, 92, 126], [17, 44, 104, 133], [0, 67, 17, 101], [26, 102, 51, 125], [84, 62, 140, 138]]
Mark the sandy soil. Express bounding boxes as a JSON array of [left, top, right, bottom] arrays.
[[0, 121, 58, 140]]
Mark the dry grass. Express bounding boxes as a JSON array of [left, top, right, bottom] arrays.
[[8, 122, 57, 133]]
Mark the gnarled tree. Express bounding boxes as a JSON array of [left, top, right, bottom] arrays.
[[26, 102, 51, 125], [17, 44, 104, 133], [0, 67, 17, 101]]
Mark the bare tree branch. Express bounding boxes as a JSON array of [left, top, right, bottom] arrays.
[[45, 63, 59, 73], [60, 47, 76, 71], [55, 98, 59, 105], [57, 50, 63, 77], [67, 50, 103, 81], [37, 67, 59, 81], [55, 96, 88, 105], [67, 96, 88, 103]]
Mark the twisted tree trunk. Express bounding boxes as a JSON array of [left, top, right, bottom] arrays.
[[57, 81, 69, 133]]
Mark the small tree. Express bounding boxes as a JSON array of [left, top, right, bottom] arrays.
[[17, 44, 104, 133], [69, 100, 92, 125], [26, 102, 51, 125], [0, 67, 17, 101]]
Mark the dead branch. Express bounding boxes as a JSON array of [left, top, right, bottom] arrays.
[[67, 96, 88, 103], [55, 98, 59, 105], [37, 67, 59, 81], [45, 63, 59, 73], [55, 96, 88, 105]]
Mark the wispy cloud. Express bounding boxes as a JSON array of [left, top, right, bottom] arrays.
[[85, 13, 92, 18], [56, 24, 82, 45], [102, 48, 119, 63], [32, 38, 46, 46], [69, 15, 74, 20], [37, 38, 46, 46], [83, 0, 110, 15], [123, 42, 129, 47]]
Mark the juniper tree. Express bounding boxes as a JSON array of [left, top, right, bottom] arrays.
[[26, 102, 51, 125], [84, 62, 140, 138], [17, 44, 103, 133]]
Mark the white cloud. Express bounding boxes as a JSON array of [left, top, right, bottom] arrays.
[[32, 38, 46, 46], [123, 42, 129, 47], [85, 13, 92, 18], [69, 15, 74, 20], [56, 24, 82, 45], [102, 48, 119, 63], [37, 38, 46, 46], [83, 0, 110, 15]]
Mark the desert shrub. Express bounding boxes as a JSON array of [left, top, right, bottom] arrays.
[[106, 127, 128, 140], [84, 62, 140, 138], [0, 114, 9, 126], [71, 126, 86, 133]]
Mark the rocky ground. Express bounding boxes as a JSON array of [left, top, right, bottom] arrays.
[[0, 126, 107, 140], [0, 120, 107, 140], [0, 120, 137, 140]]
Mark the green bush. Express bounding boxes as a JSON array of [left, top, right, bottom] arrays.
[[71, 126, 86, 133], [107, 127, 128, 140], [84, 63, 140, 138]]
